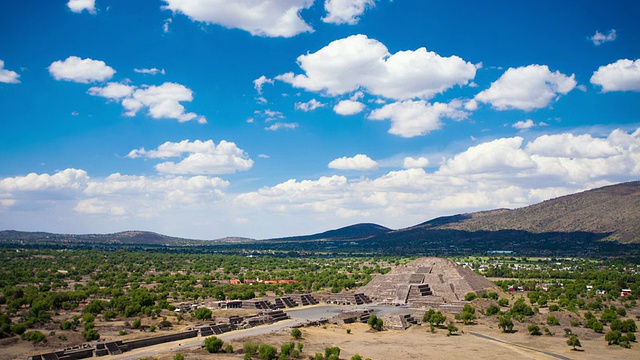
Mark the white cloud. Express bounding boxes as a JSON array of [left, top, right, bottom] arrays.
[[0, 60, 20, 84], [162, 0, 314, 38], [475, 64, 576, 111], [90, 82, 206, 123], [88, 82, 135, 99], [591, 59, 640, 92], [438, 137, 536, 175], [333, 100, 364, 115], [403, 156, 429, 169], [0, 168, 89, 193], [295, 99, 324, 111], [525, 133, 621, 159], [127, 139, 254, 175], [512, 119, 535, 130], [49, 56, 115, 83], [328, 154, 378, 171], [276, 34, 476, 100], [254, 109, 285, 122], [590, 29, 617, 45], [323, 0, 376, 25], [163, 18, 172, 33], [67, 0, 96, 14], [265, 122, 298, 131], [134, 68, 165, 75], [368, 100, 467, 137], [254, 75, 274, 94]]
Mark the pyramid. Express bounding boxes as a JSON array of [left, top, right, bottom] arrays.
[[357, 257, 496, 306]]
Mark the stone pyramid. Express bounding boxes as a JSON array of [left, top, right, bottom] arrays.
[[357, 257, 496, 306]]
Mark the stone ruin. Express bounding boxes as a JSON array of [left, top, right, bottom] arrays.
[[338, 257, 497, 312]]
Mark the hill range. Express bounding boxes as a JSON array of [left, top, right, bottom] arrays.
[[1, 181, 639, 255]]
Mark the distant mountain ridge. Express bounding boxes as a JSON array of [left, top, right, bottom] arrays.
[[1, 181, 639, 250]]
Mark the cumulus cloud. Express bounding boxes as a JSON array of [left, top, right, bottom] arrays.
[[90, 82, 206, 123], [254, 75, 274, 94], [512, 119, 535, 130], [591, 59, 640, 92], [0, 168, 89, 193], [590, 29, 617, 45], [276, 34, 476, 100], [67, 0, 96, 14], [162, 0, 314, 38], [0, 60, 20, 84], [233, 128, 640, 234], [295, 99, 324, 111], [134, 68, 165, 75], [88, 82, 135, 99], [328, 154, 378, 171], [475, 64, 576, 111], [49, 56, 115, 83], [127, 139, 254, 175], [333, 100, 364, 115], [265, 122, 298, 131], [323, 0, 376, 25], [403, 156, 429, 169], [368, 100, 467, 137]]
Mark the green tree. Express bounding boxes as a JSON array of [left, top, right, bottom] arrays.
[[81, 329, 100, 341], [546, 316, 560, 326], [173, 354, 184, 360], [204, 336, 224, 353], [351, 355, 363, 360], [498, 315, 514, 333], [464, 292, 477, 301], [131, 319, 141, 329], [325, 346, 340, 359], [486, 304, 500, 316], [566, 335, 581, 350], [429, 312, 446, 327], [291, 327, 302, 339], [527, 324, 541, 335], [258, 344, 277, 360], [243, 343, 259, 356], [194, 307, 212, 321], [447, 323, 458, 336], [605, 330, 622, 345]]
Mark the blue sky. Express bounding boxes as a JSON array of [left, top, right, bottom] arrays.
[[1, 0, 639, 240]]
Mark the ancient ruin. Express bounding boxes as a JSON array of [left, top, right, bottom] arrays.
[[330, 257, 496, 312]]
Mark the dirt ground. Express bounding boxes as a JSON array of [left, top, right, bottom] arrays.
[[70, 320, 639, 360]]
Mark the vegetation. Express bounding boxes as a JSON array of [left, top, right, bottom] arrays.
[[204, 336, 224, 353], [567, 335, 581, 350], [291, 328, 302, 339], [367, 314, 383, 331]]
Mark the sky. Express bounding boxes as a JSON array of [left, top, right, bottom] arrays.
[[1, 0, 640, 240]]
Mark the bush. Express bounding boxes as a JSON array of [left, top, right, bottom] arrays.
[[280, 342, 294, 356], [225, 344, 234, 354], [486, 304, 500, 316], [325, 347, 340, 359], [351, 355, 363, 360], [174, 354, 184, 360], [22, 331, 47, 345], [498, 298, 509, 307], [498, 315, 514, 333], [258, 344, 277, 360], [194, 308, 212, 321], [546, 316, 560, 326], [566, 335, 581, 350], [367, 315, 383, 331], [103, 310, 116, 321], [464, 292, 477, 301], [447, 323, 458, 335], [527, 324, 541, 335], [10, 323, 27, 335], [60, 320, 73, 330], [244, 343, 259, 356], [81, 329, 100, 341], [204, 336, 224, 353], [291, 328, 302, 339], [132, 319, 141, 329], [549, 304, 560, 312]]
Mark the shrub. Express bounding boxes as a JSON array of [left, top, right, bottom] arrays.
[[22, 331, 47, 345], [258, 344, 277, 360], [498, 315, 513, 333], [131, 319, 141, 329], [486, 304, 500, 316], [566, 335, 581, 350], [194, 308, 212, 321], [547, 316, 560, 326], [225, 344, 234, 354], [10, 324, 27, 335], [291, 328, 302, 339], [82, 329, 100, 341], [498, 298, 509, 307], [204, 336, 224, 353], [173, 354, 184, 360], [605, 330, 622, 345], [60, 320, 73, 330], [351, 355, 363, 360], [325, 346, 340, 359], [447, 323, 458, 336], [367, 315, 383, 331], [243, 343, 259, 356], [464, 292, 477, 301], [527, 324, 541, 335], [549, 304, 560, 312]]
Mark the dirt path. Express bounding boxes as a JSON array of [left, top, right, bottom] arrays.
[[468, 331, 572, 360]]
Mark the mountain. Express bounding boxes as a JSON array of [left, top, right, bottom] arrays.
[[412, 181, 640, 243], [269, 223, 391, 242], [0, 230, 208, 246]]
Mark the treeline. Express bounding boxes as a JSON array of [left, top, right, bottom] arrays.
[[0, 248, 396, 338]]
